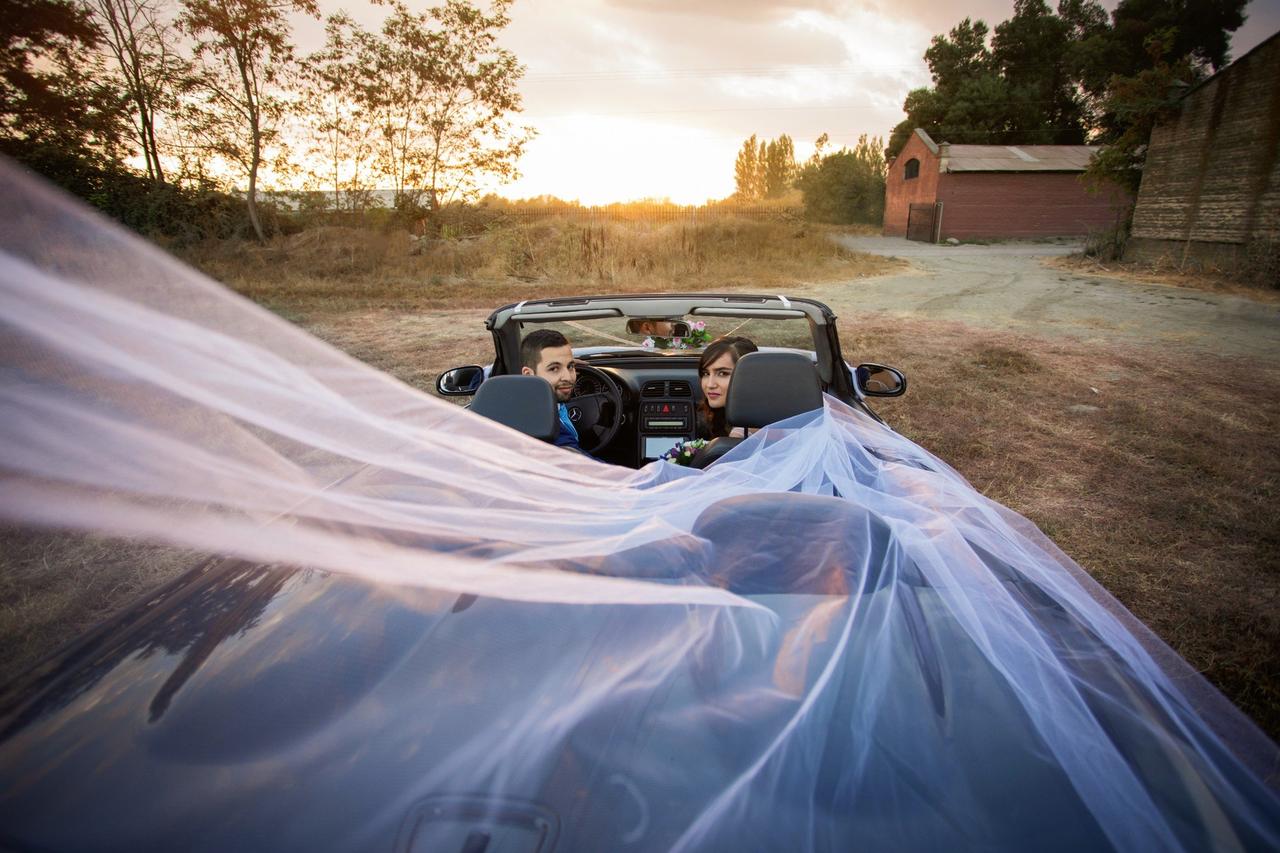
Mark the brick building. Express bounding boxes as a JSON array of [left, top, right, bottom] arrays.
[[1125, 32, 1280, 279], [882, 129, 1129, 241]]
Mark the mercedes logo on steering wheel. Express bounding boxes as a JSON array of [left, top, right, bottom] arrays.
[[568, 406, 583, 423]]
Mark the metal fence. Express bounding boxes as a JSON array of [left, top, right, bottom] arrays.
[[494, 204, 802, 224]]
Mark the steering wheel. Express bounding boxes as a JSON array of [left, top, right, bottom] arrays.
[[566, 365, 624, 454]]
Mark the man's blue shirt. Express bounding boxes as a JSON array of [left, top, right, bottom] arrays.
[[555, 403, 581, 450]]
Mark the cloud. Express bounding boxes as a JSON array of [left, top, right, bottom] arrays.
[[600, 0, 851, 22]]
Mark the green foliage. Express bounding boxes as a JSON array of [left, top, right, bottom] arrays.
[[179, 0, 319, 240], [295, 11, 381, 217], [762, 135, 796, 198], [1085, 36, 1199, 194], [795, 134, 886, 225], [733, 133, 795, 201], [86, 0, 188, 185], [0, 0, 127, 164], [886, 0, 1245, 165], [336, 0, 531, 216], [13, 143, 255, 241], [733, 134, 760, 200], [888, 3, 1090, 157]]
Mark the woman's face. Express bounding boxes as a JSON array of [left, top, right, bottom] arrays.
[[700, 352, 736, 410]]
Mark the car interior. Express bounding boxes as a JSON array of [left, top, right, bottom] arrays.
[[466, 347, 828, 468], [436, 295, 906, 469]]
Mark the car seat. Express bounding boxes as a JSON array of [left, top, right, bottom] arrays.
[[690, 351, 823, 469], [468, 375, 560, 443]]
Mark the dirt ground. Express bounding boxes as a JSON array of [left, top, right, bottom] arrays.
[[827, 236, 1280, 361], [4, 235, 1278, 744]]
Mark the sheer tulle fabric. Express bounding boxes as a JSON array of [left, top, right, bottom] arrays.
[[1, 160, 1277, 850]]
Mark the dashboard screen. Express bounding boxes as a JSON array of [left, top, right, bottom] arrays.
[[644, 435, 688, 460]]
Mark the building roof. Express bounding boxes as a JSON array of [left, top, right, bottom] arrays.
[[911, 128, 1099, 173]]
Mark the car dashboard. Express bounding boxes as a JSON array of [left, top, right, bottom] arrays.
[[574, 354, 701, 468]]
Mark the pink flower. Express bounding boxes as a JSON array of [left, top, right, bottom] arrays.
[[692, 321, 706, 331], [642, 337, 655, 348]]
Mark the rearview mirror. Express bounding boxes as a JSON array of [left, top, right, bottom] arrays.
[[626, 318, 691, 338], [436, 365, 485, 396], [856, 363, 906, 397]]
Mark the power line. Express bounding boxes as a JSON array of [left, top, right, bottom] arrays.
[[521, 63, 930, 83]]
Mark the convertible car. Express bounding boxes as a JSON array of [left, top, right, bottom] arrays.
[[434, 293, 906, 466], [2, 160, 1278, 852]]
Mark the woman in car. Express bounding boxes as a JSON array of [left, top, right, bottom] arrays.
[[696, 335, 758, 439]]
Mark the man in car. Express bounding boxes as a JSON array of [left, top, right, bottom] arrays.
[[520, 328, 588, 454]]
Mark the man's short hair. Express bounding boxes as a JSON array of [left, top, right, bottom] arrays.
[[521, 328, 570, 370]]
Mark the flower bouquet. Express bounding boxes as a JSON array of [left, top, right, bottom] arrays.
[[643, 321, 711, 351], [660, 438, 707, 466]]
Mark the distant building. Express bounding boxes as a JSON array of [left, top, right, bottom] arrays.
[[1125, 31, 1280, 280], [883, 129, 1129, 241]]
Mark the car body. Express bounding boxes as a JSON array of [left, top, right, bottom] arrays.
[[435, 293, 905, 466], [3, 290, 1277, 853]]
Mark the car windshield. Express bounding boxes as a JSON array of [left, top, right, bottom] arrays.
[[519, 314, 816, 353]]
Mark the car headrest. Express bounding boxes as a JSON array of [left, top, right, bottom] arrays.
[[725, 351, 823, 429], [469, 375, 559, 443]]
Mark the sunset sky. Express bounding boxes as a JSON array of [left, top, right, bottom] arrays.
[[298, 0, 1280, 205]]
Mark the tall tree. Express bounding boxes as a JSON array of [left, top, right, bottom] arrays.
[[1, 0, 125, 166], [762, 134, 796, 198], [85, 0, 187, 184], [888, 0, 1247, 176], [733, 133, 760, 200], [297, 12, 379, 214], [1080, 0, 1246, 192], [991, 0, 1085, 144], [179, 0, 318, 240], [796, 134, 886, 225], [349, 0, 530, 216], [733, 133, 796, 200]]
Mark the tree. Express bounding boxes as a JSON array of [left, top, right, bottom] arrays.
[[85, 0, 188, 184], [349, 0, 531, 217], [296, 12, 380, 214], [887, 0, 1247, 200], [991, 0, 1086, 144], [179, 0, 318, 240], [806, 132, 829, 168], [762, 134, 796, 198], [1084, 31, 1199, 194], [888, 6, 1090, 157], [1, 0, 126, 166], [733, 134, 759, 200], [796, 134, 886, 225], [732, 133, 795, 201]]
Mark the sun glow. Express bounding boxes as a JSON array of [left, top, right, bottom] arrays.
[[493, 115, 737, 205]]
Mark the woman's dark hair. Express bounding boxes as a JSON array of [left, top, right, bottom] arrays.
[[696, 336, 758, 439]]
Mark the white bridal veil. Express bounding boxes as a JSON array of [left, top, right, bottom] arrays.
[[0, 159, 1277, 851]]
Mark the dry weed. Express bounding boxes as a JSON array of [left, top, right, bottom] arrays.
[[5, 250, 1277, 743], [181, 219, 902, 315], [844, 316, 1280, 736], [1051, 255, 1280, 303]]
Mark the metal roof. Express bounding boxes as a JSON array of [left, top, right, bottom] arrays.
[[942, 144, 1099, 172]]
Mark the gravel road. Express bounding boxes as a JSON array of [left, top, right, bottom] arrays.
[[814, 236, 1280, 362]]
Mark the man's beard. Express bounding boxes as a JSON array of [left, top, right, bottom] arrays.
[[555, 384, 574, 402]]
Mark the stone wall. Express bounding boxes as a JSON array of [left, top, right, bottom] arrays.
[[1127, 32, 1280, 281]]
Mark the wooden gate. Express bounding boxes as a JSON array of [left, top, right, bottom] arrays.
[[907, 202, 941, 242]]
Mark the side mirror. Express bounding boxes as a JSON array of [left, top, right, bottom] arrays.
[[626, 318, 691, 338], [436, 365, 485, 396], [856, 363, 907, 397]]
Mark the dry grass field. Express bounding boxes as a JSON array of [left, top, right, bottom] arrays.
[[2, 218, 1277, 744]]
